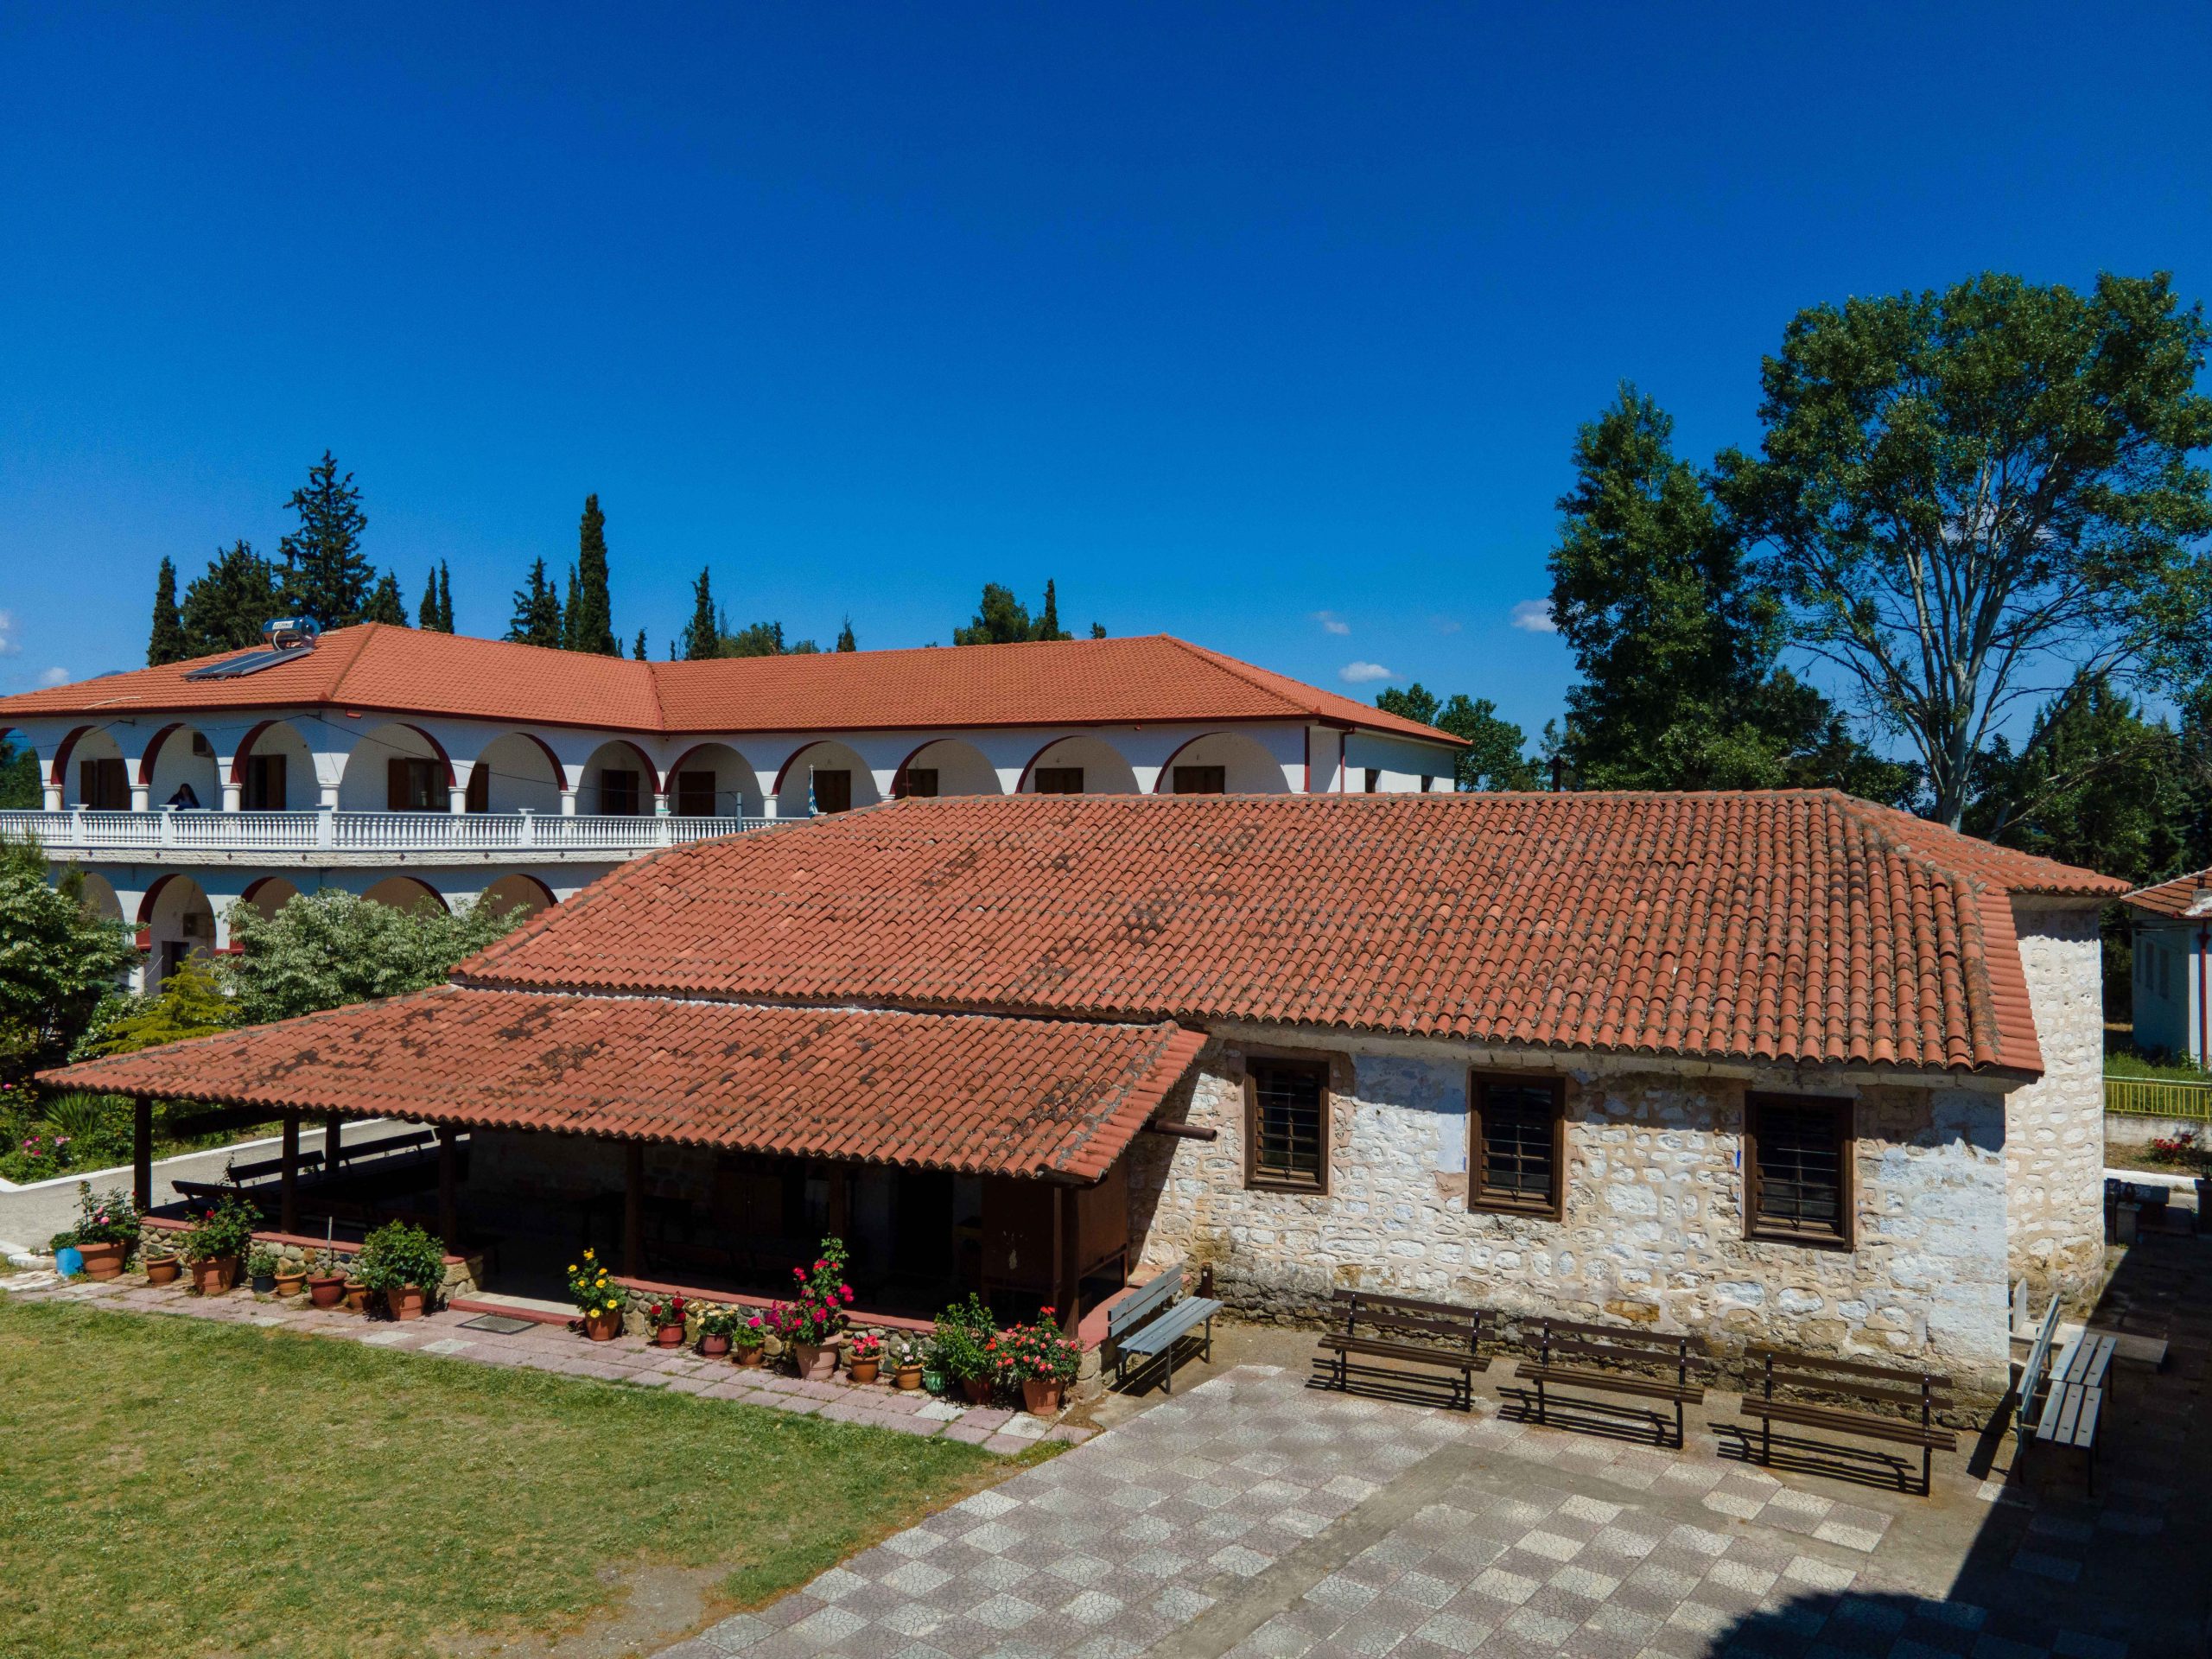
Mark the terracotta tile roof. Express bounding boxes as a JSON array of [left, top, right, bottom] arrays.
[[2120, 867, 2212, 918], [460, 791, 2123, 1076], [47, 988, 1205, 1179], [0, 625, 1455, 745]]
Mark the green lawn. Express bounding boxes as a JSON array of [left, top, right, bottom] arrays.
[[0, 1297, 1001, 1659]]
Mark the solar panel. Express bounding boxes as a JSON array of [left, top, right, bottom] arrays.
[[183, 647, 300, 680]]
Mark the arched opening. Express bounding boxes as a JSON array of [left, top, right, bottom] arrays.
[[464, 732, 566, 814], [479, 873, 556, 921], [893, 738, 1003, 799], [663, 741, 764, 817], [238, 875, 304, 924], [139, 874, 216, 986], [360, 874, 448, 915], [338, 722, 454, 812], [228, 718, 315, 810], [1154, 730, 1290, 795], [60, 727, 130, 809], [143, 723, 223, 810], [773, 739, 880, 817], [76, 871, 124, 923], [1017, 734, 1141, 796], [578, 740, 660, 816]]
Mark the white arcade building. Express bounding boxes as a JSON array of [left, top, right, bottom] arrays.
[[0, 622, 1460, 987]]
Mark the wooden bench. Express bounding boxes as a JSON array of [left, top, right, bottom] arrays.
[[1313, 1289, 1486, 1411], [2024, 1328, 2114, 1495], [1736, 1346, 1955, 1496], [1510, 1316, 1708, 1447], [223, 1148, 327, 1184], [1106, 1262, 1223, 1394], [2012, 1296, 2063, 1455]]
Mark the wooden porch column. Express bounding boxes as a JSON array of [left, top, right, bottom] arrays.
[[278, 1114, 300, 1234], [1056, 1185, 1082, 1336], [622, 1141, 644, 1277], [132, 1097, 153, 1211], [323, 1111, 342, 1172], [436, 1126, 459, 1249]]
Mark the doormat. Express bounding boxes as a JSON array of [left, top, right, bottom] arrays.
[[457, 1313, 537, 1334]]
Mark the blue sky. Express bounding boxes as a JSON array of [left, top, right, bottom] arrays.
[[3, 4, 2208, 747]]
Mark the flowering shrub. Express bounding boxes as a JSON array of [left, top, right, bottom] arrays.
[[2, 1132, 72, 1183], [731, 1311, 767, 1351], [71, 1183, 139, 1250], [988, 1309, 1083, 1387], [643, 1294, 690, 1332], [2148, 1130, 2203, 1168], [567, 1249, 620, 1319], [768, 1236, 854, 1346], [180, 1195, 257, 1264], [355, 1221, 448, 1298], [930, 1293, 998, 1384]]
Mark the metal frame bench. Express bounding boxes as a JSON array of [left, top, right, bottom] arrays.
[[1511, 1316, 1709, 1447], [1314, 1289, 1486, 1411], [1736, 1345, 1955, 1497], [1107, 1262, 1223, 1394], [2021, 1322, 2113, 1495]]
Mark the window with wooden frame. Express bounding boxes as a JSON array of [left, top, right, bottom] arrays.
[[1745, 1095, 1853, 1248], [1033, 766, 1084, 795], [79, 757, 128, 810], [1468, 1072, 1565, 1217], [1173, 765, 1226, 795], [810, 769, 853, 813], [386, 757, 442, 811], [597, 767, 643, 816], [895, 767, 938, 799], [242, 753, 287, 811], [673, 769, 716, 817], [464, 764, 491, 813], [1244, 1056, 1330, 1192]]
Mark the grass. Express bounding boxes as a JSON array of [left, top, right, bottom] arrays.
[[0, 1297, 1001, 1659]]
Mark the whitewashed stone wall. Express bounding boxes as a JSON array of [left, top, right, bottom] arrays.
[[1127, 1031, 2016, 1390], [2005, 900, 2108, 1311]]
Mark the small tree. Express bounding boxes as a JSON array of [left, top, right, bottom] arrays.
[[148, 557, 188, 664], [0, 840, 138, 1083], [1376, 685, 1540, 791], [835, 617, 857, 652], [226, 890, 531, 1025], [505, 558, 563, 647], [85, 957, 235, 1056]]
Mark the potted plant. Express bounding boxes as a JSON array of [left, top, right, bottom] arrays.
[[274, 1258, 308, 1298], [931, 1293, 1000, 1404], [768, 1236, 854, 1381], [67, 1184, 139, 1281], [696, 1302, 742, 1357], [144, 1243, 181, 1286], [644, 1294, 690, 1347], [181, 1195, 257, 1295], [306, 1249, 346, 1308], [730, 1313, 767, 1367], [995, 1308, 1083, 1416], [845, 1330, 883, 1384], [885, 1332, 926, 1390], [356, 1221, 447, 1320], [568, 1249, 623, 1341], [247, 1245, 280, 1294]]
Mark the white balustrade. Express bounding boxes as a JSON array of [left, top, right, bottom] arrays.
[[0, 808, 771, 861]]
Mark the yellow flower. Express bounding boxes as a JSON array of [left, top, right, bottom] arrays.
[[568, 1263, 578, 1273], [582, 1249, 594, 1259]]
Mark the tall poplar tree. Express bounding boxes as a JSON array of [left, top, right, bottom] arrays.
[[277, 451, 372, 629], [148, 557, 188, 664], [563, 494, 617, 654], [505, 559, 563, 647]]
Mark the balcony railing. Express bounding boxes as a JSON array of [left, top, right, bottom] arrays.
[[2103, 1075, 2212, 1122], [0, 808, 773, 860]]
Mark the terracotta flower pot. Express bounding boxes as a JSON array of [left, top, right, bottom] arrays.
[[699, 1332, 730, 1357], [387, 1285, 428, 1321], [274, 1270, 307, 1298], [848, 1357, 880, 1385], [144, 1254, 181, 1287], [894, 1363, 924, 1391], [582, 1309, 622, 1342], [190, 1255, 238, 1296], [78, 1241, 126, 1281], [653, 1323, 685, 1348], [792, 1342, 837, 1382], [306, 1273, 345, 1308], [1022, 1376, 1066, 1416], [961, 1376, 990, 1405], [343, 1278, 370, 1313], [733, 1345, 765, 1368]]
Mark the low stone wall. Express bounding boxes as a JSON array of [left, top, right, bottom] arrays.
[[137, 1219, 482, 1297], [2102, 1113, 2209, 1150]]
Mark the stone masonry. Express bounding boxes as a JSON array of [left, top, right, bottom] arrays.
[[2003, 899, 2109, 1313]]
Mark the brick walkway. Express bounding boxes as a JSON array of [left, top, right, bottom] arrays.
[[7, 1269, 1095, 1453]]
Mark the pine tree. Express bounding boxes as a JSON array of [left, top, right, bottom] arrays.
[[1089, 622, 1106, 639], [683, 569, 719, 661], [148, 558, 188, 665], [632, 628, 648, 661], [563, 494, 618, 654], [505, 558, 564, 647], [363, 570, 409, 626], [181, 542, 284, 655], [836, 618, 857, 652], [277, 451, 372, 629]]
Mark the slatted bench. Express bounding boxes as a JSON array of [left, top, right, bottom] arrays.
[[223, 1148, 327, 1184], [2024, 1328, 2114, 1494], [1107, 1262, 1223, 1394], [1511, 1316, 1708, 1447], [1313, 1289, 1486, 1411], [1736, 1346, 1955, 1496], [2011, 1296, 2063, 1455]]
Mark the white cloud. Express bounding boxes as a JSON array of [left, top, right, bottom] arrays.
[[1510, 600, 1557, 633], [1338, 660, 1394, 684], [0, 610, 19, 656], [38, 666, 68, 687], [1312, 610, 1351, 636]]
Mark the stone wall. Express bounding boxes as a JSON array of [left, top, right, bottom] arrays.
[[1127, 1031, 2015, 1391], [2004, 901, 2108, 1313]]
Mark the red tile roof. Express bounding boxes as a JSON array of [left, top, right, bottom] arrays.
[[48, 988, 1205, 1180], [2120, 867, 2212, 918], [0, 625, 1456, 745], [460, 791, 2121, 1075]]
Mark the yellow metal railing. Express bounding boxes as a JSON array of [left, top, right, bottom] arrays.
[[2103, 1075, 2212, 1121]]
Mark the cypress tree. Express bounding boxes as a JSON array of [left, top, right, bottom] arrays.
[[181, 542, 283, 655], [632, 628, 648, 661], [417, 563, 456, 632], [1035, 580, 1069, 641], [505, 558, 564, 647], [148, 558, 188, 664], [683, 569, 720, 661], [436, 563, 454, 632], [277, 451, 372, 628], [563, 494, 617, 654], [836, 617, 857, 652], [563, 565, 582, 649], [363, 570, 409, 626]]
